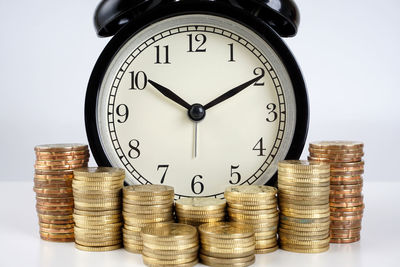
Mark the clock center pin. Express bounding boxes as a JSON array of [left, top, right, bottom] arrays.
[[188, 103, 206, 122]]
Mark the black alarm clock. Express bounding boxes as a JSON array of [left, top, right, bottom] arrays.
[[85, 0, 309, 199]]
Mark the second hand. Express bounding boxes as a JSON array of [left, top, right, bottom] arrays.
[[194, 122, 198, 158]]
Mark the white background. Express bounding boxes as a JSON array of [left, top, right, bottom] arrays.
[[0, 0, 399, 182]]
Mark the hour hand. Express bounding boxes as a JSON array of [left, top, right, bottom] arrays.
[[148, 80, 191, 110]]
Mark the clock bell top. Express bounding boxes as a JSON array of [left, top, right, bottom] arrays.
[[94, 0, 300, 38]]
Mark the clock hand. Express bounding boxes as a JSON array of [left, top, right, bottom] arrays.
[[193, 122, 198, 158], [148, 80, 191, 110], [203, 75, 263, 110]]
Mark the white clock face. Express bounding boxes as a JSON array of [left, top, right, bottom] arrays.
[[96, 14, 296, 198]]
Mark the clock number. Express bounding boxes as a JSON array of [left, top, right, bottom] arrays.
[[188, 34, 207, 52], [228, 43, 235, 62], [229, 165, 241, 185], [157, 165, 169, 184], [129, 71, 148, 90], [266, 103, 278, 122], [116, 104, 129, 123], [155, 45, 171, 64], [191, 175, 204, 195], [253, 138, 266, 156], [253, 67, 265, 86], [128, 139, 141, 159]]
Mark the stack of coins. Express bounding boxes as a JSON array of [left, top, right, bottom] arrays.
[[72, 167, 125, 251], [34, 143, 89, 242], [198, 222, 256, 267], [225, 185, 278, 254], [141, 223, 199, 267], [308, 141, 365, 243], [175, 198, 226, 227], [278, 160, 331, 253], [122, 185, 174, 253]]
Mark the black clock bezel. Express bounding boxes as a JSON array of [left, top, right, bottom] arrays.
[[85, 1, 309, 187]]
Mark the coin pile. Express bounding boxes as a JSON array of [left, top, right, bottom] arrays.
[[278, 160, 331, 253], [309, 141, 365, 243], [141, 223, 199, 267], [199, 222, 256, 267], [175, 197, 226, 227], [34, 143, 89, 242], [72, 167, 125, 251], [122, 185, 174, 253], [225, 185, 278, 254]]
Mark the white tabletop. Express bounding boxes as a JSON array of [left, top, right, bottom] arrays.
[[1, 181, 399, 267]]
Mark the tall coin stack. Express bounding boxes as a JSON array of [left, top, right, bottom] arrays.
[[175, 198, 226, 227], [34, 144, 89, 242], [122, 185, 174, 253], [141, 223, 199, 267], [72, 167, 125, 251], [278, 160, 331, 253], [225, 185, 279, 254], [199, 222, 256, 267], [308, 141, 365, 243]]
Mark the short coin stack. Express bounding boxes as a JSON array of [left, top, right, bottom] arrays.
[[278, 160, 331, 253], [199, 222, 256, 267], [122, 185, 174, 253], [175, 197, 226, 227], [72, 167, 125, 251], [309, 141, 365, 243], [141, 223, 199, 267], [34, 143, 89, 242], [225, 185, 279, 254]]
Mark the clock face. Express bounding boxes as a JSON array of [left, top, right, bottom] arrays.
[[94, 14, 297, 198]]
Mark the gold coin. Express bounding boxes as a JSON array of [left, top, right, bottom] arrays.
[[124, 216, 173, 224], [198, 222, 254, 239], [309, 146, 363, 154], [280, 215, 329, 224], [175, 197, 226, 210], [199, 254, 255, 266], [280, 244, 329, 253], [177, 211, 225, 219], [201, 244, 255, 254], [175, 207, 225, 215], [279, 236, 330, 246], [142, 250, 198, 261], [279, 232, 329, 241], [74, 243, 121, 251], [142, 254, 198, 265], [141, 223, 197, 241], [123, 184, 174, 196], [279, 203, 329, 210], [280, 220, 330, 230], [142, 257, 198, 267], [123, 198, 173, 205], [177, 214, 225, 222], [143, 242, 198, 251], [309, 141, 363, 150], [73, 167, 125, 177], [123, 204, 172, 214], [229, 216, 279, 225], [278, 184, 330, 193], [228, 211, 278, 219], [73, 209, 120, 216], [74, 222, 122, 230], [255, 245, 279, 254], [142, 245, 199, 256], [35, 144, 88, 152], [280, 211, 330, 219], [201, 239, 255, 249], [227, 202, 277, 210], [200, 248, 254, 258], [224, 198, 277, 206], [123, 243, 142, 254], [35, 159, 89, 166], [278, 160, 330, 173], [225, 185, 277, 197], [227, 207, 277, 216], [75, 239, 121, 247], [279, 227, 329, 236]]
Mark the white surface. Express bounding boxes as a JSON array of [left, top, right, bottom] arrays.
[[0, 0, 399, 182], [1, 181, 399, 267]]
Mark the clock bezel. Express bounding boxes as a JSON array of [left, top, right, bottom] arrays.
[[85, 1, 309, 187]]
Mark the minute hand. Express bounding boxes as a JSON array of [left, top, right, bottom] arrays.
[[204, 76, 263, 110]]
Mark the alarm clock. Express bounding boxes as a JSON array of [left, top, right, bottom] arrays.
[[85, 0, 309, 199]]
